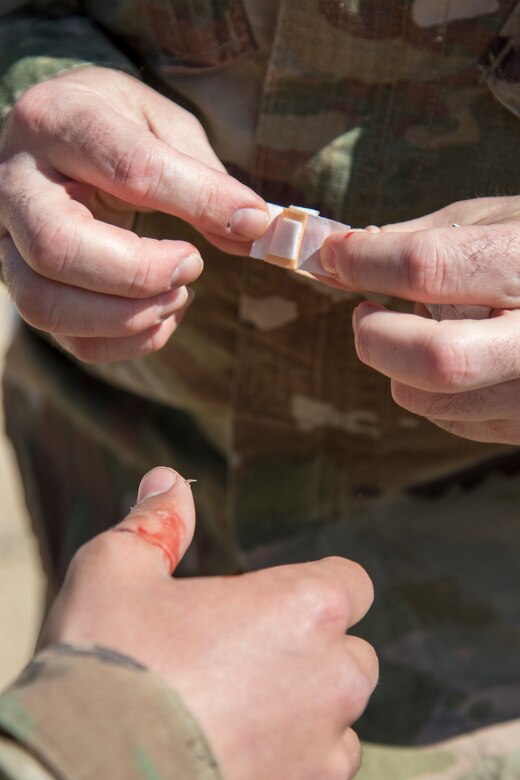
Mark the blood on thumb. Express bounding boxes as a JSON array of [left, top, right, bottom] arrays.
[[115, 467, 196, 575]]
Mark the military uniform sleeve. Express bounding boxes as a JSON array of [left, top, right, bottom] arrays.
[[0, 644, 222, 780], [0, 7, 138, 124]]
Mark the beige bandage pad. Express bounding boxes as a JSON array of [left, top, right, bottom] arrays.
[[250, 204, 347, 277]]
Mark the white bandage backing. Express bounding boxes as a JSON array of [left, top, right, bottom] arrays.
[[250, 204, 347, 278]]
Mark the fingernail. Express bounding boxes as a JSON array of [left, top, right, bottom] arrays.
[[137, 467, 177, 503], [170, 253, 203, 288], [228, 208, 269, 240], [320, 244, 337, 275]]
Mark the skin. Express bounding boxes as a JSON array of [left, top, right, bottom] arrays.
[[320, 196, 520, 444], [0, 66, 268, 364], [41, 467, 378, 780]]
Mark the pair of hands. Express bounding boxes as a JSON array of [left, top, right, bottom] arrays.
[[41, 467, 378, 780], [1, 65, 519, 443]]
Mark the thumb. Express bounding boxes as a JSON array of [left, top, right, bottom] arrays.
[[116, 467, 196, 575]]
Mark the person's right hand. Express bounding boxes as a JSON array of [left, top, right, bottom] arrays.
[[0, 66, 268, 363], [41, 467, 378, 780]]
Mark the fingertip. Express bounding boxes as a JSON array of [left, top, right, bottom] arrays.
[[137, 466, 178, 503], [227, 206, 269, 240], [117, 467, 196, 574], [353, 300, 386, 326]]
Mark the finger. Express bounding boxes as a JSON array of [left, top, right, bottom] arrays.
[[37, 98, 268, 241], [380, 196, 520, 233], [321, 223, 520, 307], [342, 729, 362, 780], [391, 377, 520, 422], [344, 636, 379, 698], [112, 467, 196, 575], [2, 239, 194, 337], [353, 303, 520, 393], [140, 91, 227, 172], [0, 169, 203, 297], [200, 229, 254, 257], [428, 417, 520, 444], [325, 734, 361, 780], [333, 637, 379, 732], [57, 304, 188, 363], [311, 556, 375, 628]]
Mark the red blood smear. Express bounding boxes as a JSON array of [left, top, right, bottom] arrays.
[[134, 512, 183, 573]]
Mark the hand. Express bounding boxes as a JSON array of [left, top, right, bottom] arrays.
[[0, 66, 268, 363], [320, 196, 520, 443], [40, 467, 377, 780]]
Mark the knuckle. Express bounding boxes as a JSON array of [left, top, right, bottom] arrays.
[[125, 246, 159, 297], [401, 233, 448, 299], [9, 82, 54, 136], [15, 284, 60, 333], [27, 220, 73, 278], [316, 580, 350, 628], [297, 571, 350, 630], [423, 330, 474, 391], [112, 145, 163, 203], [190, 173, 221, 223]]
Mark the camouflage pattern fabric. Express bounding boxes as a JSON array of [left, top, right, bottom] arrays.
[[0, 644, 221, 780], [2, 1, 520, 776]]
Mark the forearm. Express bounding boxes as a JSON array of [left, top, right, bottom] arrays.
[[0, 644, 222, 780]]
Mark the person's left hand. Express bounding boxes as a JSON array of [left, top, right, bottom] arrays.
[[319, 196, 520, 444]]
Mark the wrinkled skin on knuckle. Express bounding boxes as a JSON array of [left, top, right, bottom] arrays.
[[423, 329, 475, 391], [15, 283, 60, 333], [402, 233, 449, 301], [27, 219, 75, 279], [112, 144, 163, 204], [190, 172, 221, 224], [124, 241, 163, 298], [6, 83, 54, 141]]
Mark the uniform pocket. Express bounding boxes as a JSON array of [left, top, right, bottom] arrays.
[[480, 1, 520, 118], [139, 0, 255, 72]]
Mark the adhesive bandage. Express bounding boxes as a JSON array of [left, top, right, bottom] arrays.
[[249, 203, 347, 278], [250, 203, 492, 320]]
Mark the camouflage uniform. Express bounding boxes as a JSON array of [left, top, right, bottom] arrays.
[[0, 644, 221, 779], [1, 0, 520, 776]]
